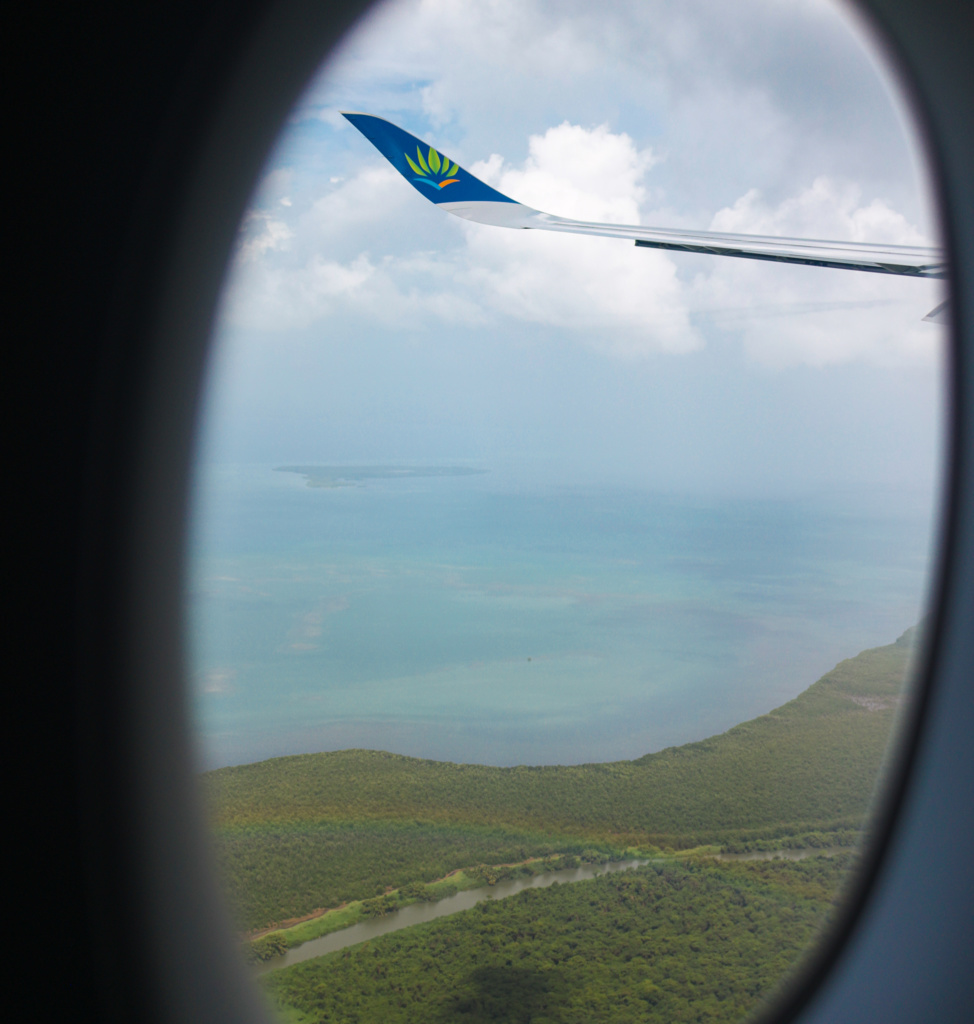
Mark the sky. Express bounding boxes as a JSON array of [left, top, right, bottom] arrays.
[[197, 0, 947, 498]]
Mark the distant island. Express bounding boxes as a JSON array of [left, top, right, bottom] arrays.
[[276, 465, 488, 488]]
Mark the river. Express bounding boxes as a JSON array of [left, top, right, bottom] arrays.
[[254, 847, 849, 974], [255, 858, 649, 974]]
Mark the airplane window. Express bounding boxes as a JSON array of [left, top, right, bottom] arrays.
[[186, 0, 946, 1020]]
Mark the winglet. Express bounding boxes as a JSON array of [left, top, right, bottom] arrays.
[[341, 112, 519, 208]]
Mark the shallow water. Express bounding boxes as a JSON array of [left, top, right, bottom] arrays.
[[188, 466, 934, 769]]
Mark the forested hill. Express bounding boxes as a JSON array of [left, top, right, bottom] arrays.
[[204, 629, 915, 931]]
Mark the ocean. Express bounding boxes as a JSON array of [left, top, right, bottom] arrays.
[[186, 464, 938, 770]]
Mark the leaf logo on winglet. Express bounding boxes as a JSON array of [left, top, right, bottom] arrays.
[[405, 145, 460, 189]]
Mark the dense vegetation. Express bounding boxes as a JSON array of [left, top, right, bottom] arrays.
[[265, 855, 853, 1024], [218, 821, 623, 936], [205, 631, 912, 933], [245, 851, 635, 962]]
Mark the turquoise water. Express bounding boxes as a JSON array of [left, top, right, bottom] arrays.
[[186, 465, 937, 769]]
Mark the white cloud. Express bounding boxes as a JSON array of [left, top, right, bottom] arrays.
[[235, 213, 294, 263], [201, 0, 945, 493], [461, 122, 698, 356], [478, 121, 655, 222], [693, 177, 943, 368], [223, 118, 942, 370], [317, 0, 610, 129], [306, 163, 409, 240], [223, 252, 375, 329], [710, 177, 930, 246], [231, 168, 297, 263], [222, 121, 700, 357], [223, 233, 485, 332]]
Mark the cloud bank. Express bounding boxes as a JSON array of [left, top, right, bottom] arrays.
[[224, 113, 938, 368], [199, 0, 944, 492]]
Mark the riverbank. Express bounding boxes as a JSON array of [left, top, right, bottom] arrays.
[[246, 841, 854, 967], [245, 848, 650, 963], [255, 856, 658, 973]]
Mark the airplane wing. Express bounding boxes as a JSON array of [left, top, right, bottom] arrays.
[[342, 112, 946, 281]]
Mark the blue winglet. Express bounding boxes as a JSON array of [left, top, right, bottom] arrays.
[[342, 112, 517, 207]]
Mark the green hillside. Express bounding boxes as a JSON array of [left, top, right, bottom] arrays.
[[204, 629, 915, 932]]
